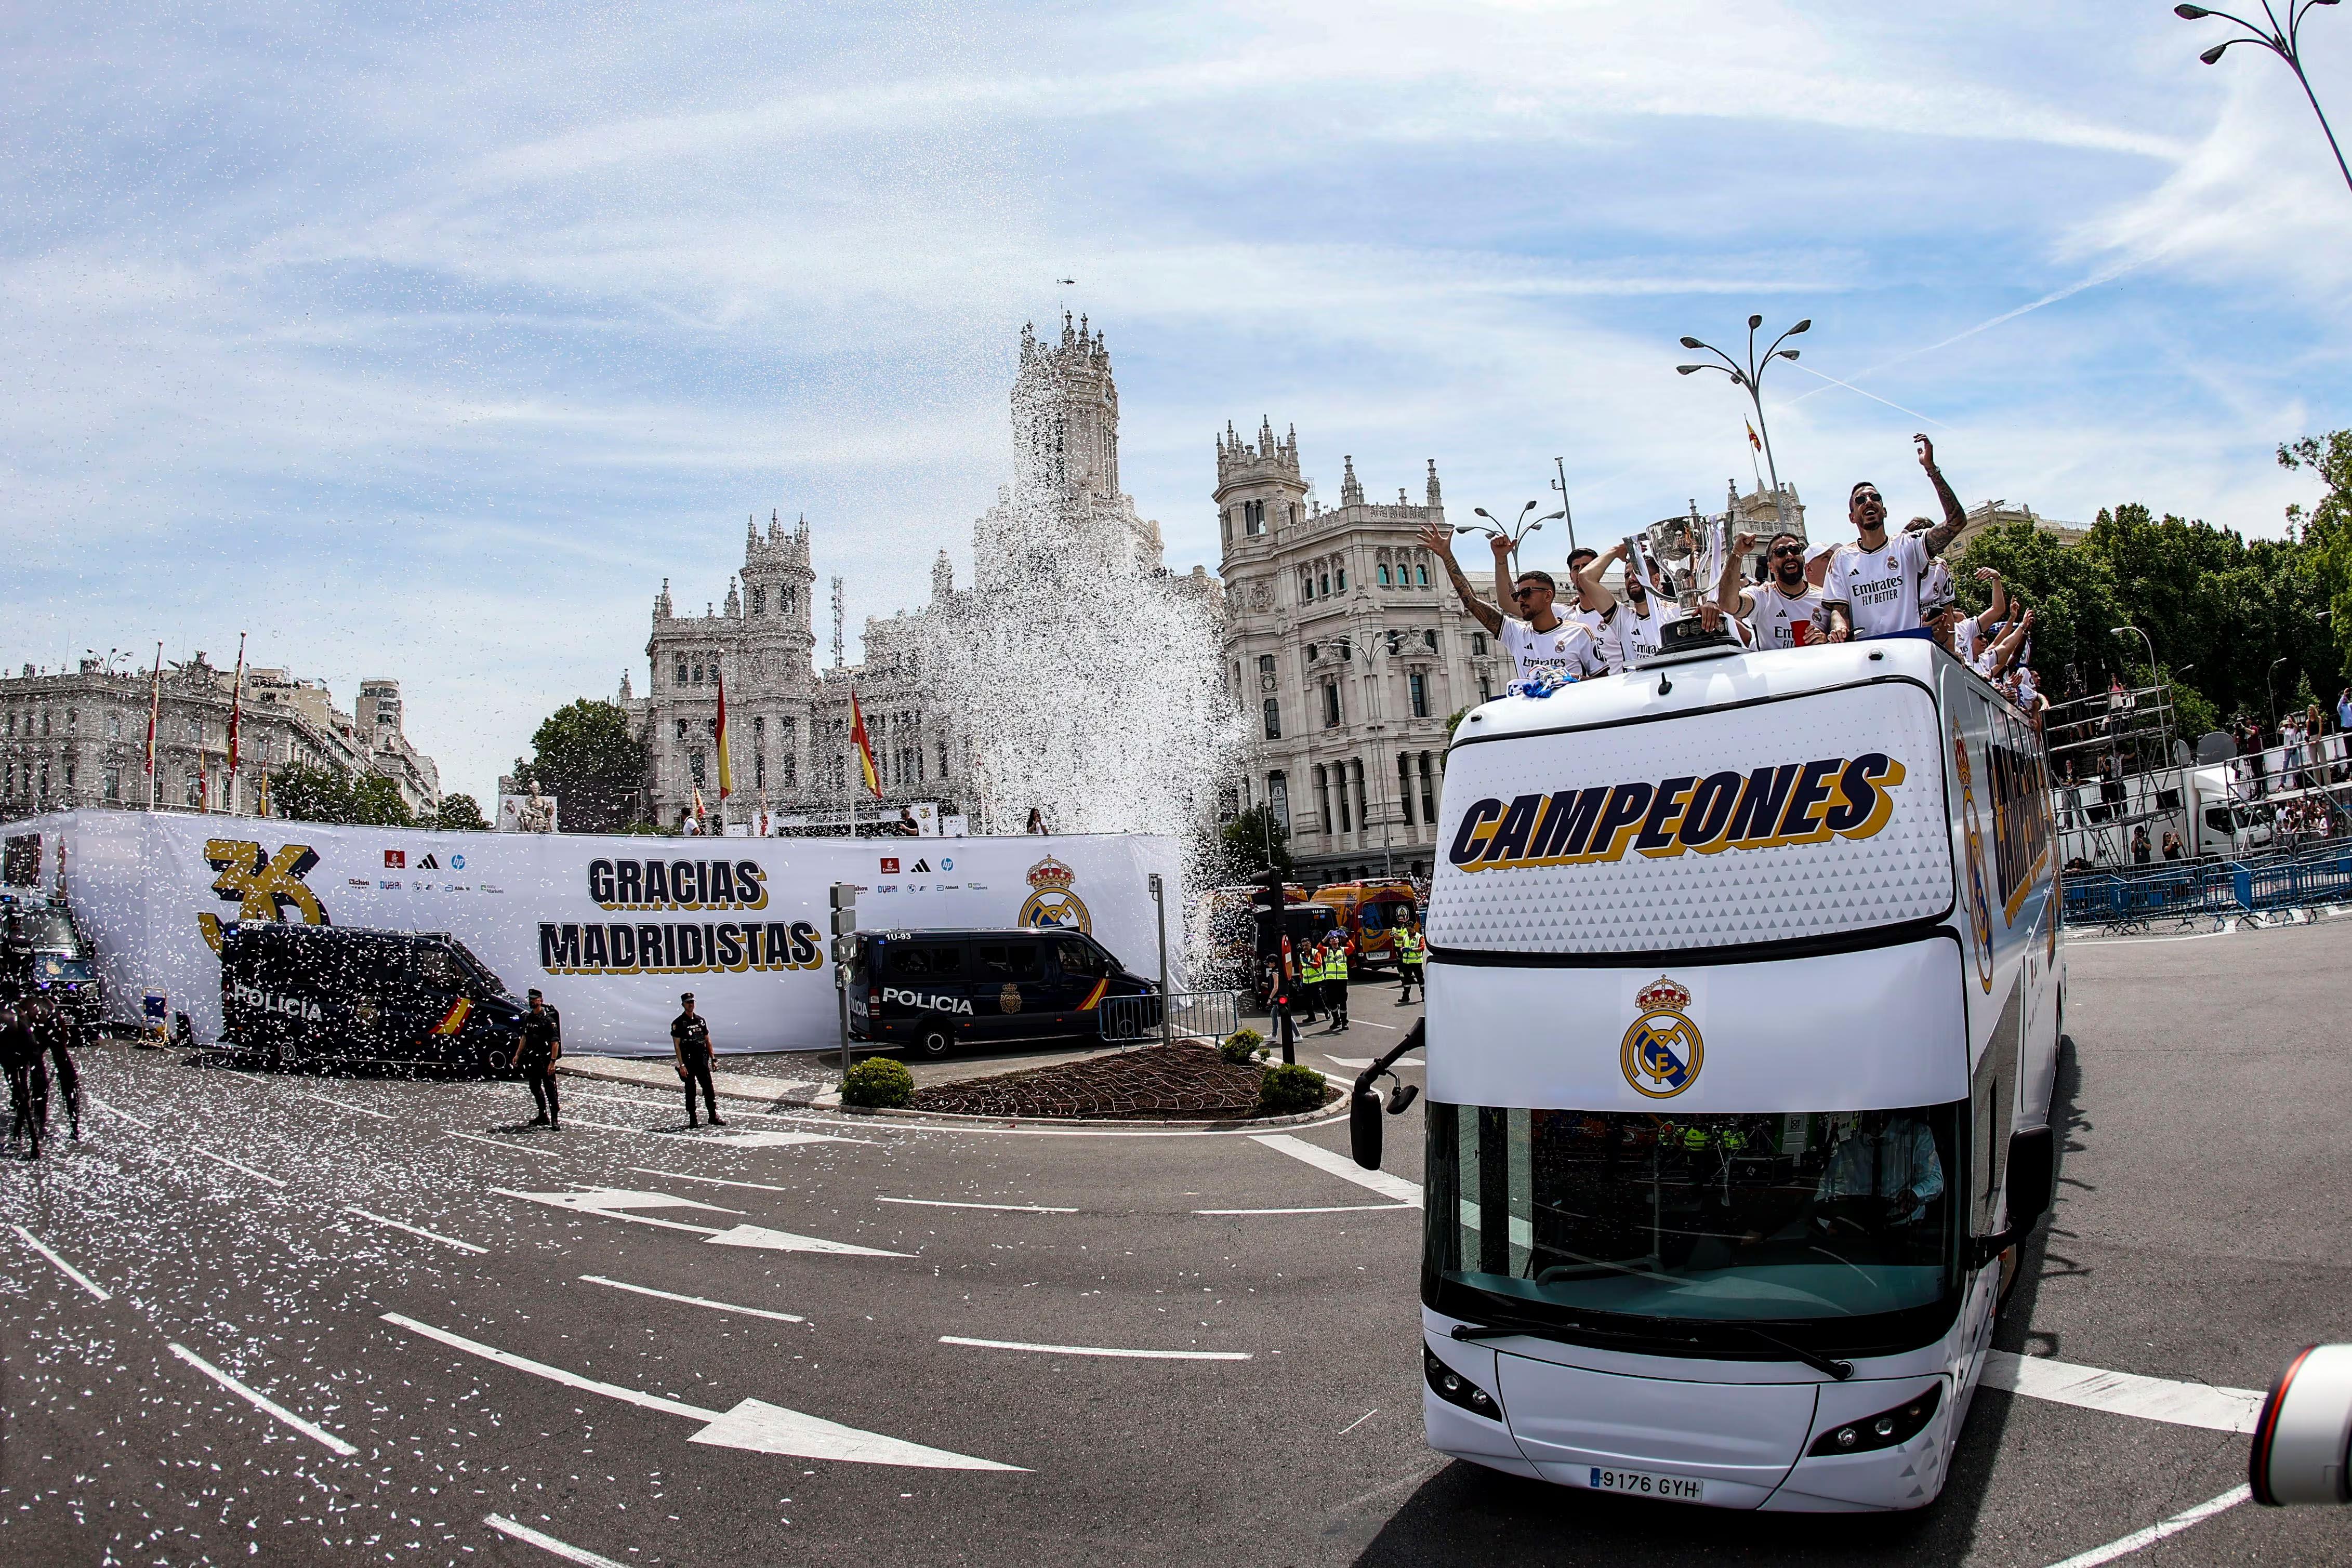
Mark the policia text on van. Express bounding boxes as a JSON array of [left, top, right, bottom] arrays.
[[1360, 620, 2062, 1513], [220, 923, 532, 1074]]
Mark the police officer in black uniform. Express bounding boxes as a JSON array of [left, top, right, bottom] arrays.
[[34, 994, 79, 1141], [672, 993, 723, 1128], [511, 988, 562, 1129], [1, 1002, 42, 1159]]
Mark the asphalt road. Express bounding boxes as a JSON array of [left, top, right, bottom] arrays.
[[0, 935, 2346, 1567]]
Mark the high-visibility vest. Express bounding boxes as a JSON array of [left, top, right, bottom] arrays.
[[1681, 1126, 1710, 1152], [1397, 931, 1424, 963]]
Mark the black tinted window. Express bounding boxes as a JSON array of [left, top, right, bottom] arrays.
[[417, 947, 464, 992], [1053, 938, 1106, 977], [975, 941, 1042, 981], [892, 943, 966, 979]]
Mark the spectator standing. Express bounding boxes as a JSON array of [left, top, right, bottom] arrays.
[[2338, 687, 2352, 734], [2241, 719, 2269, 799], [2284, 711, 2308, 792], [2162, 830, 2184, 861], [1, 1004, 40, 1160], [672, 992, 724, 1128], [2132, 825, 2153, 865], [1394, 919, 1425, 1005]]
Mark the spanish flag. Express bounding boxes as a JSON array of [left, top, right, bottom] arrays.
[[713, 659, 733, 800], [849, 688, 882, 798], [1746, 420, 1763, 452]]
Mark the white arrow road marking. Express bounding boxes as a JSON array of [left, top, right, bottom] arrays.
[[381, 1313, 1019, 1471], [629, 1167, 789, 1192], [1981, 1351, 2265, 1433], [2041, 1484, 2251, 1568], [494, 1188, 909, 1257], [940, 1336, 1250, 1361], [168, 1343, 356, 1456], [695, 1129, 860, 1149], [485, 1514, 627, 1568], [11, 1225, 112, 1300], [1250, 1133, 1423, 1207], [345, 1207, 490, 1255], [448, 1130, 571, 1160], [579, 1275, 805, 1323]]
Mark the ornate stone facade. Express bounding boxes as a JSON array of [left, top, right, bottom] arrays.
[[631, 316, 1207, 832], [0, 655, 441, 820], [1215, 423, 1492, 884]]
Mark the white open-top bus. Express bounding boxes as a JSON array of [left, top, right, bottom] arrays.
[[1353, 621, 2063, 1512]]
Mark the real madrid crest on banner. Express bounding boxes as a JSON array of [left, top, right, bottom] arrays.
[[1621, 976, 1702, 1098], [1018, 854, 1091, 934]]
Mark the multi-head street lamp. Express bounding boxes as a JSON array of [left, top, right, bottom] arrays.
[[2175, 2, 2351, 195], [1676, 314, 1810, 531], [1461, 501, 1565, 572]]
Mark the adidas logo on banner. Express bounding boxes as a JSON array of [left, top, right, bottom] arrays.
[[910, 859, 932, 873], [418, 853, 442, 870]]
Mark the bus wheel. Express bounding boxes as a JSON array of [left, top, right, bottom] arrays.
[[916, 1025, 955, 1060]]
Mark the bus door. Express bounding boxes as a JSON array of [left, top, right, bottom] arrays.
[[972, 937, 1049, 1037]]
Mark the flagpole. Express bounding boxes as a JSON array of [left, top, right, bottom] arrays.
[[144, 643, 162, 812], [227, 632, 246, 816]]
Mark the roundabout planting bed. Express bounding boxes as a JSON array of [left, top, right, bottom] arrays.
[[909, 1039, 1336, 1121]]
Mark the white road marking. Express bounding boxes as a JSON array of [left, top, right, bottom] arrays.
[[2041, 1484, 2250, 1568], [485, 1514, 628, 1568], [195, 1148, 287, 1187], [877, 1197, 1079, 1214], [345, 1206, 490, 1254], [579, 1274, 805, 1323], [1192, 1203, 1415, 1216], [167, 1343, 357, 1456], [448, 1130, 570, 1159], [1981, 1351, 2265, 1433], [89, 1098, 152, 1130], [1337, 1408, 1378, 1436], [629, 1167, 788, 1192], [1321, 1056, 1423, 1069], [558, 1115, 676, 1137], [1250, 1133, 1424, 1206], [383, 1313, 1019, 1470], [296, 1090, 392, 1119], [699, 1129, 857, 1149], [494, 1188, 908, 1256], [11, 1225, 112, 1300], [941, 1336, 1250, 1362]]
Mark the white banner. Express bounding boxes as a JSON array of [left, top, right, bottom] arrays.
[[25, 811, 1180, 1055]]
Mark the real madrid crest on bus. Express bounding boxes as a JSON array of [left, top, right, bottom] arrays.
[[1018, 855, 1091, 934], [1621, 976, 1702, 1099]]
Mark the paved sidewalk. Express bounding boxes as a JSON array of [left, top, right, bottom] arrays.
[[557, 1053, 840, 1108]]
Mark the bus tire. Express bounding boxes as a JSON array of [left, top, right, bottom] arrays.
[[916, 1024, 955, 1060]]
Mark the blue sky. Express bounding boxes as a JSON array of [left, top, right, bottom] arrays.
[[7, 2, 2350, 802]]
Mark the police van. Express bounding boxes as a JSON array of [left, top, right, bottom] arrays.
[[846, 927, 1159, 1058], [1360, 620, 2062, 1512], [219, 922, 530, 1074]]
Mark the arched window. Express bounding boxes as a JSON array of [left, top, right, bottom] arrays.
[[749, 586, 765, 615], [1378, 563, 1392, 586], [675, 657, 688, 687], [1416, 562, 1430, 588], [1471, 632, 1488, 656], [1262, 697, 1281, 740], [1409, 671, 1429, 717]]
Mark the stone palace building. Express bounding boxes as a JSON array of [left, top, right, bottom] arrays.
[[0, 655, 441, 821], [628, 316, 1213, 832]]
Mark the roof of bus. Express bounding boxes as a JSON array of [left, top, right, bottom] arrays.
[[1451, 637, 1955, 749]]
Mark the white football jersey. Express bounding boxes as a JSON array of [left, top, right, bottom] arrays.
[[1745, 580, 1826, 651], [1824, 531, 1934, 639], [1501, 616, 1609, 683], [1619, 596, 1686, 663]]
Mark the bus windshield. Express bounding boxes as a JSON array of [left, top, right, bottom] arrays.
[[1425, 1102, 1961, 1338]]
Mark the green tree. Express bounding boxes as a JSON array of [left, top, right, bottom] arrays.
[[351, 773, 413, 828], [432, 792, 489, 832], [1219, 803, 1294, 880], [514, 699, 648, 832], [267, 763, 356, 824]]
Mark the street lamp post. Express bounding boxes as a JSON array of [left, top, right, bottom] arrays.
[[1551, 457, 1578, 557], [1463, 501, 1564, 574], [2268, 655, 2290, 733], [2176, 2, 2352, 195], [1675, 315, 1812, 531], [2112, 625, 2174, 771]]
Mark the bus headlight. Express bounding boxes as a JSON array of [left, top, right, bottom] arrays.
[[1807, 1383, 1941, 1457], [1424, 1346, 1501, 1421]]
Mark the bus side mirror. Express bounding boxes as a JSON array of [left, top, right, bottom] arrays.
[[2006, 1126, 2055, 1229], [1351, 1084, 1384, 1170]]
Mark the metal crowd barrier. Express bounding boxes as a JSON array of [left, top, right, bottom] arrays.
[[2061, 844, 2352, 931], [1098, 990, 1240, 1045]]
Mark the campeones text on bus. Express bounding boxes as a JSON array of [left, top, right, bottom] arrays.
[[1447, 753, 1906, 871]]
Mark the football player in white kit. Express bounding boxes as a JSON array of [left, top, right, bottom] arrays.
[[1418, 522, 1607, 684], [1715, 529, 1823, 650], [1569, 540, 1687, 667], [1822, 434, 1969, 642]]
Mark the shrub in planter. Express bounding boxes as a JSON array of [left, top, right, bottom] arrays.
[[1256, 1062, 1327, 1115], [1219, 1028, 1266, 1066], [841, 1057, 915, 1109]]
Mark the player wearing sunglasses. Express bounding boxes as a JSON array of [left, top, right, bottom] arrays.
[[1821, 434, 1968, 643], [1716, 529, 1824, 650], [1418, 521, 1606, 686]]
